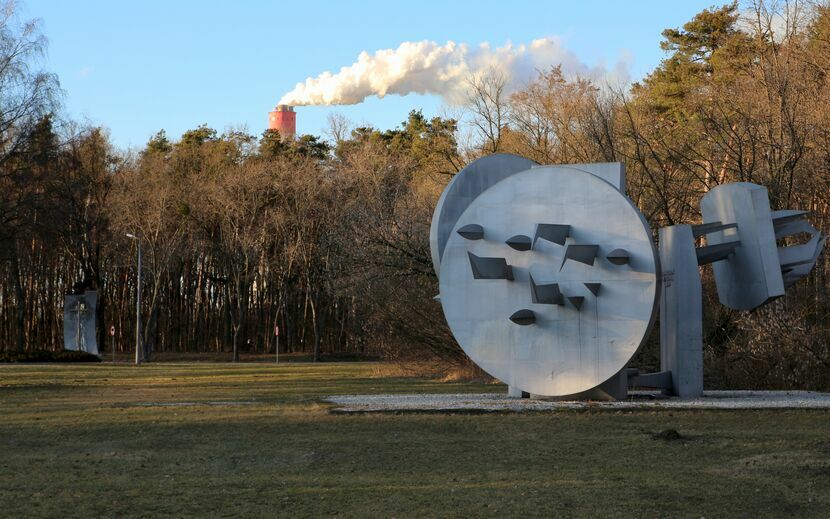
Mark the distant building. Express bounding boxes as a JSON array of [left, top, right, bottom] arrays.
[[268, 105, 296, 139]]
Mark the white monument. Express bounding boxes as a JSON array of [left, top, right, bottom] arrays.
[[63, 290, 99, 356]]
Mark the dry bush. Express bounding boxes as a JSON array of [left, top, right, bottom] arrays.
[[371, 356, 497, 384]]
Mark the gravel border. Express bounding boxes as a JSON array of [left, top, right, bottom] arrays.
[[326, 390, 830, 413]]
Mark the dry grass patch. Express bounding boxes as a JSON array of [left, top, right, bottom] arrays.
[[1, 363, 829, 517], [370, 359, 497, 384]]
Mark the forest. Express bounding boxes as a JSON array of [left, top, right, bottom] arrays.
[[1, 1, 828, 390]]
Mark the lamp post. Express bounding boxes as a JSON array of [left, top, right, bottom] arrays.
[[126, 233, 142, 365]]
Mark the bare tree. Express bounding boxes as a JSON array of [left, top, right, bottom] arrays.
[[509, 66, 611, 164], [110, 150, 188, 360], [0, 1, 58, 352], [326, 112, 352, 149], [465, 67, 509, 154], [198, 157, 277, 361]]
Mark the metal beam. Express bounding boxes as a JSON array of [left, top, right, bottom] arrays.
[[692, 221, 737, 238], [695, 240, 741, 265]]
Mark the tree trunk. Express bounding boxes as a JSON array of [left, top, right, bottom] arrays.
[[232, 325, 240, 362], [311, 290, 326, 362], [143, 306, 158, 362], [92, 256, 106, 356], [238, 280, 249, 360], [11, 244, 26, 352], [223, 283, 232, 352]]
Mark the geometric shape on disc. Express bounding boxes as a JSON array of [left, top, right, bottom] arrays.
[[506, 234, 532, 251], [437, 165, 659, 397], [529, 274, 563, 305], [457, 224, 484, 240], [606, 248, 630, 265], [456, 223, 484, 240], [467, 251, 513, 280], [509, 309, 536, 325], [533, 224, 570, 247], [560, 244, 599, 270], [567, 296, 584, 310], [584, 282, 601, 296]]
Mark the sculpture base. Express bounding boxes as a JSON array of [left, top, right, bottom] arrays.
[[512, 370, 629, 401], [327, 391, 830, 413]]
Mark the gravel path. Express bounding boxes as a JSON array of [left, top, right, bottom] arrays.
[[326, 390, 830, 412]]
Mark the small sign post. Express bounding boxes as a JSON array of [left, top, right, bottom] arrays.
[[274, 324, 280, 364], [110, 325, 116, 363]]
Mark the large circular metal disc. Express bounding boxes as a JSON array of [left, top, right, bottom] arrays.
[[429, 154, 536, 275], [439, 166, 659, 396]]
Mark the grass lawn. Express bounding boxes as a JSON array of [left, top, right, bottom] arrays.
[[1, 362, 829, 517]]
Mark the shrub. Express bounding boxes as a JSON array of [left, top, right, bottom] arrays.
[[0, 349, 101, 363]]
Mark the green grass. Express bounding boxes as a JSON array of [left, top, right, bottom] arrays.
[[1, 363, 829, 517]]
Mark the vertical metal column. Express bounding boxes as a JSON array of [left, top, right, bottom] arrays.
[[659, 225, 703, 398]]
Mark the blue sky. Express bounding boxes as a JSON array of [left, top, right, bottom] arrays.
[[25, 1, 719, 150]]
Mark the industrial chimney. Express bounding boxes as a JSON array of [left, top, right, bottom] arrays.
[[268, 104, 296, 139]]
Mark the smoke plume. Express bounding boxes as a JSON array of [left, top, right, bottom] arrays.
[[278, 37, 630, 106]]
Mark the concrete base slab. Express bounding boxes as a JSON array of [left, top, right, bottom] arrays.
[[325, 390, 830, 413]]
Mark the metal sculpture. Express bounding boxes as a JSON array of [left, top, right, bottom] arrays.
[[430, 154, 825, 399], [432, 155, 659, 398], [659, 182, 826, 396]]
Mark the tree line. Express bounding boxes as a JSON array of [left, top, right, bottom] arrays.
[[1, 1, 828, 389]]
